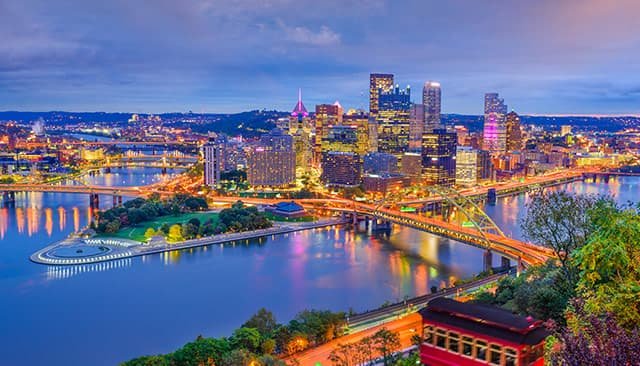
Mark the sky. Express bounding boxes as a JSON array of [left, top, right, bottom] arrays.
[[1, 0, 640, 115]]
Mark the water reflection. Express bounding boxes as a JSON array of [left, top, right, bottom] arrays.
[[46, 259, 133, 280]]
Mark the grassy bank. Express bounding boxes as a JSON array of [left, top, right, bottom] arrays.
[[99, 212, 219, 242]]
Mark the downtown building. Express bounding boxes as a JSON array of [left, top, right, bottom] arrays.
[[203, 134, 223, 188], [455, 146, 478, 187], [506, 111, 523, 152], [482, 93, 508, 154], [321, 151, 362, 187], [376, 85, 412, 161], [369, 73, 395, 117], [423, 81, 442, 133], [247, 128, 296, 187], [288, 89, 314, 172], [422, 128, 457, 186]]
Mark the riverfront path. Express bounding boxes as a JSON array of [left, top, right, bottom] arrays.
[[30, 218, 347, 265]]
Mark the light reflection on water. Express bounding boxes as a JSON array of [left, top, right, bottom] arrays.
[[0, 173, 638, 366]]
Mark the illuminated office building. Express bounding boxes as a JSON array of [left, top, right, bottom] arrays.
[[506, 111, 523, 152], [203, 134, 223, 187], [247, 129, 295, 187], [561, 125, 572, 136], [288, 89, 313, 171], [321, 151, 362, 187], [482, 93, 508, 154], [314, 103, 343, 165], [410, 104, 424, 151], [422, 128, 457, 186], [401, 152, 422, 183], [477, 150, 493, 181], [377, 85, 411, 160], [343, 111, 371, 155], [455, 147, 478, 187], [363, 152, 398, 174], [369, 73, 394, 116], [423, 81, 441, 132]]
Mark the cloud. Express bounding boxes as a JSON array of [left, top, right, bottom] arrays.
[[278, 21, 341, 46]]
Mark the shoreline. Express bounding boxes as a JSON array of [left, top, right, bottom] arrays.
[[30, 217, 348, 266]]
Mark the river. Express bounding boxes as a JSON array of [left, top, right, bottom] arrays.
[[0, 171, 637, 365]]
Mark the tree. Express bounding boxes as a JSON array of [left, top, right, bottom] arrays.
[[220, 348, 253, 366], [243, 308, 278, 337], [370, 329, 401, 365], [144, 227, 157, 240], [551, 300, 640, 366], [260, 338, 276, 355], [520, 191, 607, 284], [160, 223, 171, 235], [105, 220, 121, 233], [573, 205, 640, 328], [121, 355, 170, 366], [167, 224, 184, 242], [181, 223, 198, 240], [230, 327, 262, 353], [171, 336, 230, 366]]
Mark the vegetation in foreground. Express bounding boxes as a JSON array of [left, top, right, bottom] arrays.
[[473, 190, 640, 364], [122, 308, 345, 366]]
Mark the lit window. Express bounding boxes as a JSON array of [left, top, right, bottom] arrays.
[[435, 328, 447, 349], [475, 340, 487, 361], [462, 336, 473, 357], [423, 325, 434, 345], [505, 348, 517, 366], [448, 332, 459, 353], [490, 344, 502, 365]]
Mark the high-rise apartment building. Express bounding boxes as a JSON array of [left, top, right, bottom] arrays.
[[203, 134, 223, 187], [482, 93, 508, 154], [247, 129, 296, 187], [422, 128, 457, 186], [369, 73, 394, 116], [455, 147, 478, 187], [377, 85, 411, 160], [505, 111, 523, 152], [423, 81, 441, 133]]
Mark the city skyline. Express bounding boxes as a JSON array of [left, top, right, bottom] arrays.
[[2, 0, 640, 115]]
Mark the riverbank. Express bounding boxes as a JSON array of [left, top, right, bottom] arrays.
[[30, 217, 348, 266]]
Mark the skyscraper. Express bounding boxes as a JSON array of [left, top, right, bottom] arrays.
[[505, 111, 523, 152], [376, 85, 411, 160], [423, 81, 441, 133], [409, 104, 424, 151], [455, 147, 478, 187], [422, 128, 457, 186], [203, 134, 223, 187], [288, 89, 313, 172], [321, 151, 362, 187], [482, 93, 508, 154], [369, 73, 394, 116], [315, 103, 343, 166], [247, 129, 296, 187]]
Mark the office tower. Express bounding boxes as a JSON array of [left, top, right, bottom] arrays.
[[247, 129, 296, 187], [288, 89, 313, 172], [482, 93, 508, 154], [322, 125, 358, 153], [409, 104, 425, 151], [363, 173, 409, 194], [363, 152, 398, 174], [476, 150, 493, 181], [561, 125, 572, 136], [453, 125, 469, 146], [377, 85, 411, 160], [422, 128, 457, 186], [505, 111, 523, 152], [455, 147, 478, 187], [369, 73, 394, 116], [401, 151, 422, 183], [321, 151, 362, 187], [315, 103, 343, 165], [343, 110, 370, 156], [423, 81, 441, 132], [203, 134, 223, 187]]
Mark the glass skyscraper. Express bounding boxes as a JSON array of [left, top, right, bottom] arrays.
[[423, 81, 442, 133], [422, 128, 457, 186], [482, 93, 508, 154], [376, 85, 411, 159]]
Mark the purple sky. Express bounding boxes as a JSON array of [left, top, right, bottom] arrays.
[[1, 0, 640, 115]]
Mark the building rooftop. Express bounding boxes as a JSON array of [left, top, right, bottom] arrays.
[[274, 201, 305, 213]]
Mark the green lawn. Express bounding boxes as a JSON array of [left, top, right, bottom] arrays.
[[99, 212, 219, 242]]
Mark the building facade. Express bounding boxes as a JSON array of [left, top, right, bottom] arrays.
[[422, 129, 457, 186], [505, 111, 523, 152], [369, 73, 394, 116], [377, 85, 411, 160], [423, 81, 442, 133], [455, 147, 478, 187], [203, 135, 223, 187], [321, 151, 362, 187], [482, 93, 508, 154], [247, 129, 296, 187]]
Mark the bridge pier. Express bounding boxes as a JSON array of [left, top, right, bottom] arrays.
[[104, 167, 111, 174], [483, 250, 493, 273], [112, 195, 123, 207], [89, 193, 100, 209], [501, 256, 511, 269]]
